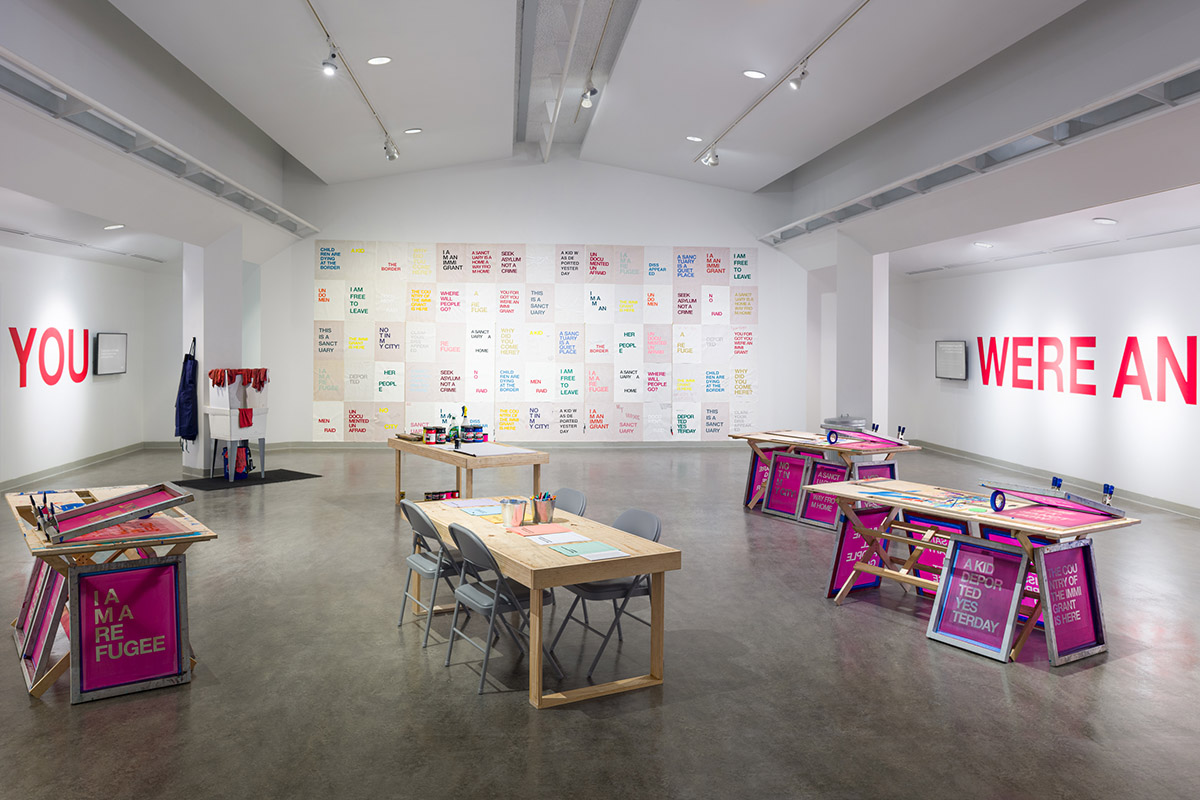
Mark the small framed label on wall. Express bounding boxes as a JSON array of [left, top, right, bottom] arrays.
[[94, 332, 127, 375], [935, 340, 967, 380]]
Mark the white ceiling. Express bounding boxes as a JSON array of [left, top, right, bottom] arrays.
[[890, 182, 1200, 281], [108, 0, 518, 185], [580, 0, 1085, 192], [0, 184, 180, 270]]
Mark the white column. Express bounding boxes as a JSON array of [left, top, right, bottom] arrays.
[[181, 228, 243, 473], [834, 232, 873, 421], [871, 252, 889, 434]]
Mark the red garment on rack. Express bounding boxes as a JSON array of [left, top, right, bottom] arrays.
[[207, 368, 269, 391]]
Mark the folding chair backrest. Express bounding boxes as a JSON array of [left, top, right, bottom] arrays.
[[552, 487, 587, 517], [612, 508, 661, 543], [448, 523, 526, 607], [400, 500, 444, 552]]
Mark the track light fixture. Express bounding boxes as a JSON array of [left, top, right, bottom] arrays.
[[788, 62, 809, 91], [383, 137, 399, 161], [321, 41, 339, 76], [581, 80, 598, 109], [700, 147, 719, 167]]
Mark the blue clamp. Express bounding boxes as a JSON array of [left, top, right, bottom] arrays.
[[1051, 476, 1063, 490], [1102, 483, 1115, 504], [897, 426, 906, 438], [871, 423, 879, 432]]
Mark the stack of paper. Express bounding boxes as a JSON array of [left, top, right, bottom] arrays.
[[550, 541, 629, 561], [444, 498, 496, 508], [527, 532, 590, 545]]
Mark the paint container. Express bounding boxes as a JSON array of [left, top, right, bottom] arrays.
[[500, 498, 526, 527], [423, 426, 438, 444], [434, 426, 446, 444], [531, 497, 556, 524]]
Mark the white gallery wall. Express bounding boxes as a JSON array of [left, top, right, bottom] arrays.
[[0, 243, 180, 485], [261, 148, 805, 443], [890, 242, 1200, 508]]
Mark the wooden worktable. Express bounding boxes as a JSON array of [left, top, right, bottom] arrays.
[[813, 478, 1138, 661], [420, 498, 681, 708], [388, 438, 549, 504]]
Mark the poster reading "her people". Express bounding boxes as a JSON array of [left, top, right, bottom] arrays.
[[313, 241, 759, 441]]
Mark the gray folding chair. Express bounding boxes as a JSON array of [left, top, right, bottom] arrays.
[[551, 487, 587, 517], [398, 500, 463, 648], [443, 523, 564, 694], [549, 509, 661, 678]]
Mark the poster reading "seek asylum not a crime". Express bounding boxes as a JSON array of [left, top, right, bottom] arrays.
[[313, 241, 760, 442]]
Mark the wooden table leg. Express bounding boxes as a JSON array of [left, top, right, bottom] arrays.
[[650, 572, 665, 680], [532, 463, 541, 497], [528, 593, 544, 708], [456, 467, 463, 496], [394, 449, 403, 505], [464, 469, 473, 499]]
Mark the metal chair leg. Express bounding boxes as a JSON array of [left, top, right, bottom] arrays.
[[444, 601, 462, 667], [479, 609, 499, 695], [613, 598, 624, 642], [420, 574, 438, 648], [398, 568, 413, 626], [549, 595, 582, 652], [587, 590, 639, 678]]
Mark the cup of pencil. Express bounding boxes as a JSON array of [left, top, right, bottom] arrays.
[[530, 493, 556, 524]]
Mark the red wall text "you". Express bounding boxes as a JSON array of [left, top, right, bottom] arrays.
[[977, 336, 1196, 404], [8, 327, 89, 387]]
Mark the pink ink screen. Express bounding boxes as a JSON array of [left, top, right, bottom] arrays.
[[1042, 546, 1100, 654], [903, 514, 968, 596], [78, 564, 181, 692], [856, 463, 896, 481], [827, 507, 890, 597], [993, 505, 1109, 529], [800, 461, 850, 526], [58, 490, 176, 533], [994, 488, 1116, 517], [981, 527, 1045, 626], [68, 516, 191, 543], [764, 453, 809, 516], [746, 447, 784, 506], [934, 542, 1025, 652], [30, 571, 65, 667]]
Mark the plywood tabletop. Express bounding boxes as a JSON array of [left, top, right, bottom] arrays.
[[389, 438, 549, 468], [419, 498, 681, 590], [5, 486, 218, 557], [811, 479, 1139, 539], [729, 430, 921, 455]]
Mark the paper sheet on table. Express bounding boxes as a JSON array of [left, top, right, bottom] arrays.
[[477, 514, 503, 524], [580, 549, 629, 561], [428, 442, 537, 456], [551, 541, 623, 558], [444, 498, 496, 508], [508, 523, 572, 535], [463, 506, 504, 516], [527, 532, 590, 545]]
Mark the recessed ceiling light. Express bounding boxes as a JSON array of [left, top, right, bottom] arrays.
[[685, 136, 703, 142], [743, 69, 766, 79], [973, 241, 994, 249], [103, 224, 125, 230], [403, 128, 422, 135], [366, 57, 391, 66], [1092, 217, 1118, 225]]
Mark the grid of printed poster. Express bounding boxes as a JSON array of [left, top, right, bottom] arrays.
[[313, 241, 759, 442]]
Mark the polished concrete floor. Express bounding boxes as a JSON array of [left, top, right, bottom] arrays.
[[1, 444, 1197, 799]]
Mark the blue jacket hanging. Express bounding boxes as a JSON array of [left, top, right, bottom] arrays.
[[175, 337, 198, 442]]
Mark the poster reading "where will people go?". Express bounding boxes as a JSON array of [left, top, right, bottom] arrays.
[[313, 242, 760, 442]]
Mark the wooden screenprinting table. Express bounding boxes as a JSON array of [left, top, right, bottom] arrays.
[[388, 438, 549, 505], [729, 430, 921, 509], [419, 499, 681, 708], [813, 478, 1138, 661], [6, 486, 217, 699]]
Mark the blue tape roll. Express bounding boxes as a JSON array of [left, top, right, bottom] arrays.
[[990, 490, 1006, 512], [827, 429, 838, 444]]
